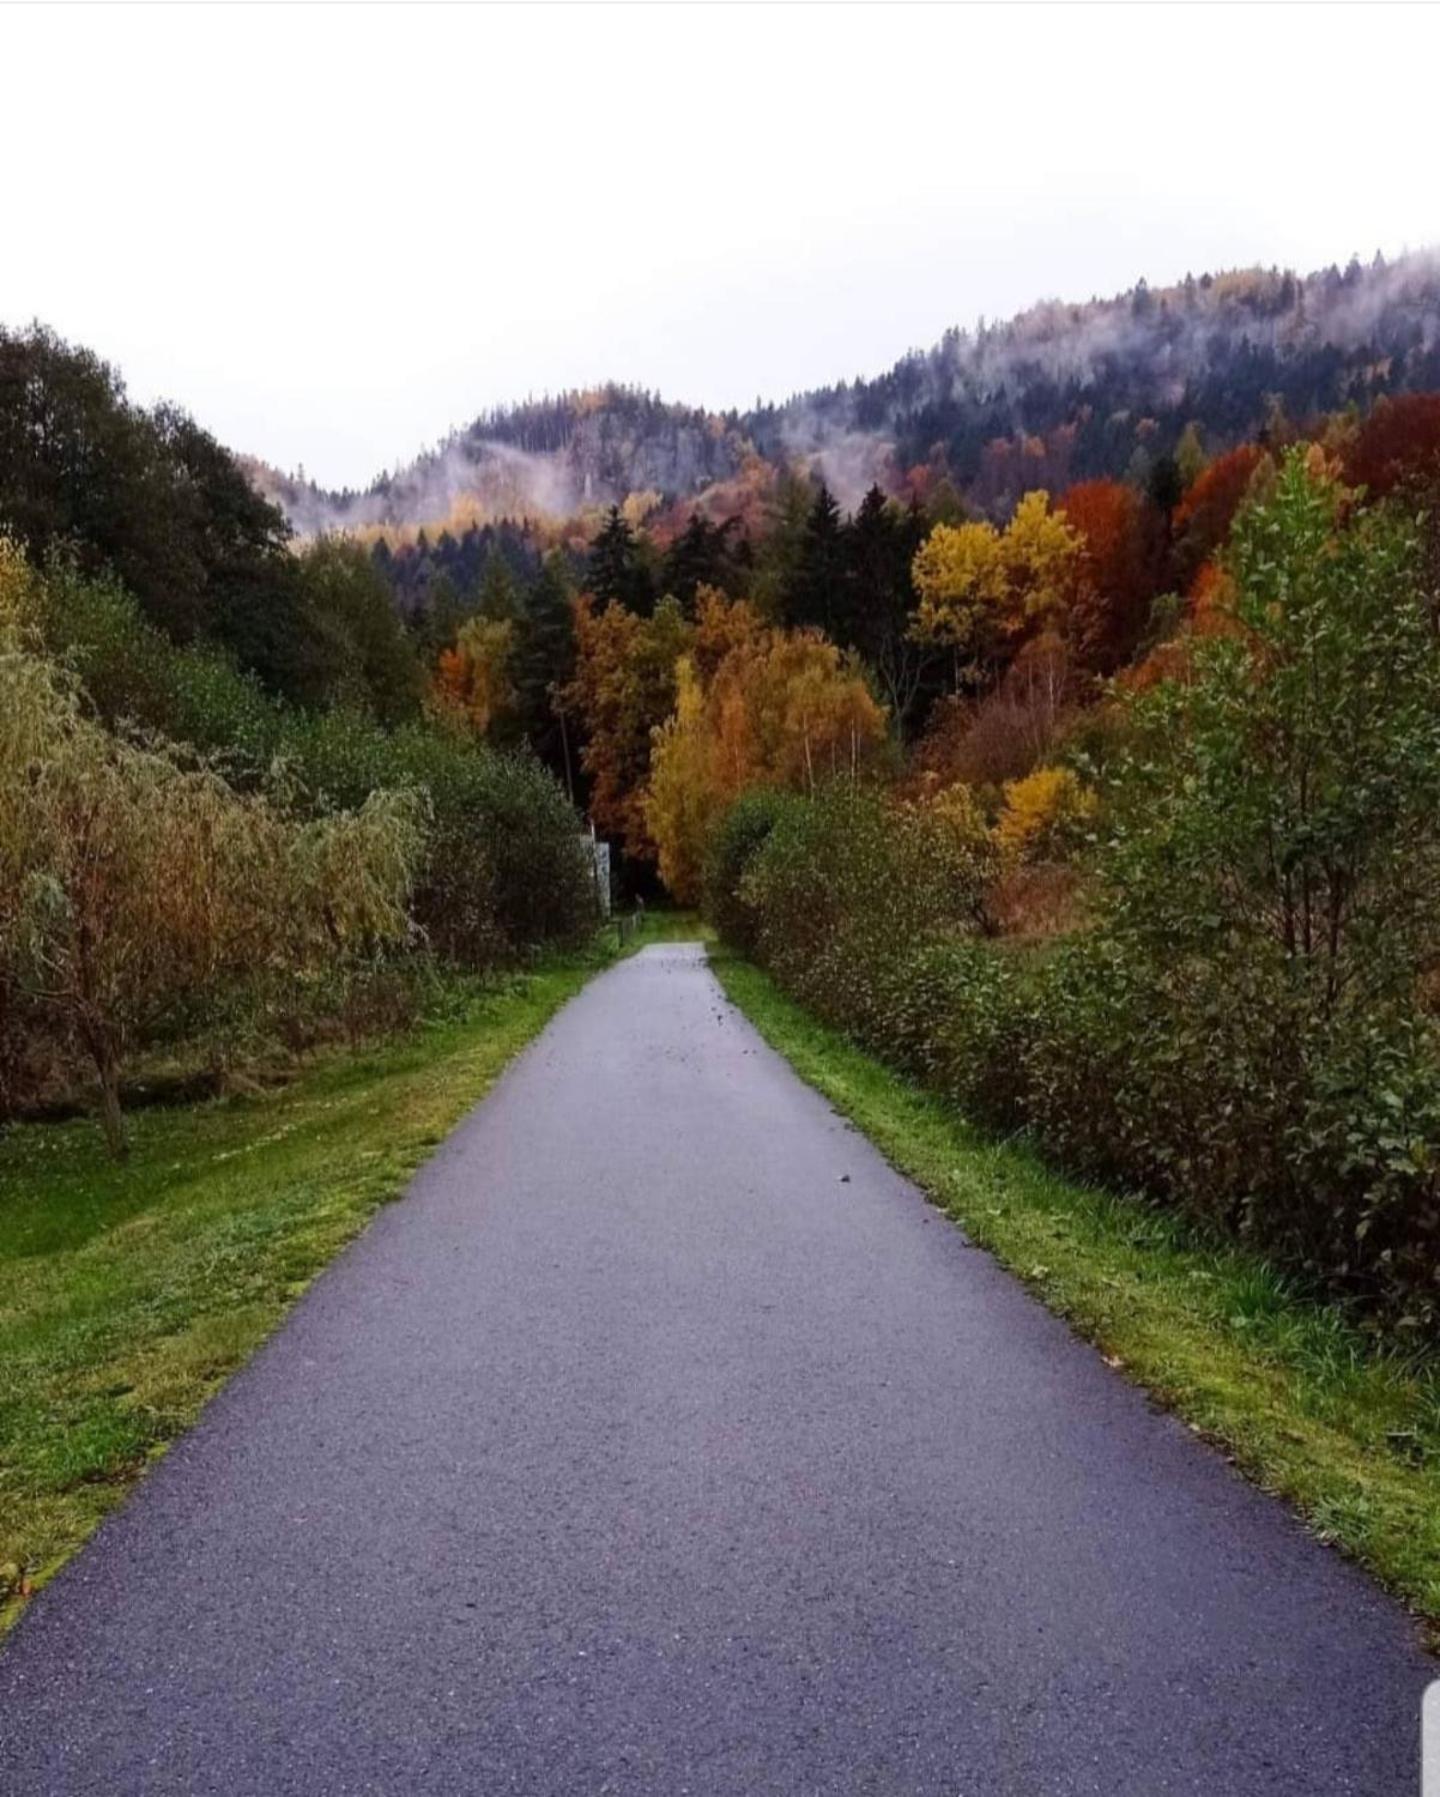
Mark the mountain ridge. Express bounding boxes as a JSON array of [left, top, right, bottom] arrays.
[[249, 249, 1440, 536]]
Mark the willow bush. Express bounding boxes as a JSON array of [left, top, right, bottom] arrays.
[[11, 546, 598, 970], [0, 549, 423, 1153]]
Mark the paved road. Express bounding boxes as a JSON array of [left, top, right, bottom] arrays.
[[0, 945, 1431, 1794]]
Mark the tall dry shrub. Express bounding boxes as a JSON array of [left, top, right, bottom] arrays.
[[0, 548, 422, 1153]]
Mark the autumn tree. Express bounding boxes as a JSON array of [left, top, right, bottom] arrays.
[[561, 593, 692, 861], [1057, 479, 1160, 673], [430, 615, 515, 739], [1343, 394, 1440, 498], [644, 591, 887, 902], [909, 630, 1079, 797], [1170, 444, 1269, 586], [995, 765, 1097, 864], [911, 491, 1084, 683]]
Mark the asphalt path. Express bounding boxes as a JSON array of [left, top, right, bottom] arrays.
[[0, 944, 1431, 1794]]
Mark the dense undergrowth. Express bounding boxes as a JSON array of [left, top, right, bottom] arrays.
[[0, 545, 597, 1154], [706, 457, 1440, 1340]]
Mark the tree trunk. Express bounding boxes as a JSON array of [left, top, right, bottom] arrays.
[[91, 1040, 128, 1162]]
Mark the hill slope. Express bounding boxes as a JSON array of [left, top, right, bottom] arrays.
[[254, 251, 1440, 534]]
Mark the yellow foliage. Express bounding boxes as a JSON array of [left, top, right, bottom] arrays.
[[995, 765, 1097, 864], [645, 593, 888, 903], [911, 491, 1085, 666], [911, 518, 1006, 651], [0, 536, 42, 647], [621, 490, 662, 530], [561, 595, 694, 862], [429, 616, 515, 739], [1002, 492, 1085, 632], [922, 779, 992, 854]]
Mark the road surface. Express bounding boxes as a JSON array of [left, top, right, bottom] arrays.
[[0, 944, 1431, 1794]]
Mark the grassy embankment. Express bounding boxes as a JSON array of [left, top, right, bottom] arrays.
[[0, 914, 695, 1633], [711, 947, 1440, 1638]]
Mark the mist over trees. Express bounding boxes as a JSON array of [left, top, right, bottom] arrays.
[[251, 252, 1440, 539]]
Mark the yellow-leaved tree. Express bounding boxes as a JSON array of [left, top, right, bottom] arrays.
[[644, 590, 888, 902], [560, 594, 694, 863], [911, 491, 1085, 681], [995, 764, 1097, 864]]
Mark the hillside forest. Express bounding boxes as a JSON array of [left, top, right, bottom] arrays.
[[3, 255, 1440, 1341]]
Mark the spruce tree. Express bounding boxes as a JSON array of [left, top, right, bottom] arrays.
[[588, 506, 654, 614]]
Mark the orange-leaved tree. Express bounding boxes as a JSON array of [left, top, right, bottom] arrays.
[[560, 593, 693, 862], [644, 590, 888, 902], [1056, 479, 1158, 673], [430, 615, 515, 738], [1171, 444, 1271, 583], [1343, 393, 1440, 498]]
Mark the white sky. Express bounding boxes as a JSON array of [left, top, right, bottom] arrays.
[[5, 3, 1437, 491]]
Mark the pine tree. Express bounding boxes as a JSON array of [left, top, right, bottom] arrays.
[[662, 513, 741, 614], [785, 483, 846, 637], [418, 571, 464, 658], [588, 506, 654, 615], [847, 486, 943, 730], [477, 549, 521, 621], [513, 552, 578, 789]]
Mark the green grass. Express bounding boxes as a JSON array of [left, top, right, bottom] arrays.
[[711, 947, 1440, 1636], [0, 933, 648, 1632]]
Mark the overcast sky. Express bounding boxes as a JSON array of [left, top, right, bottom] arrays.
[[5, 4, 1437, 490]]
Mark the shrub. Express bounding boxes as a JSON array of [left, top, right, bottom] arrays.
[[713, 453, 1440, 1331], [278, 711, 596, 966], [739, 786, 990, 1038], [703, 789, 793, 954], [14, 550, 597, 971], [0, 594, 422, 1154], [995, 765, 1097, 864]]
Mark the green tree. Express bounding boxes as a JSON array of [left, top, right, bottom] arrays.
[[477, 549, 522, 621], [417, 569, 465, 659], [0, 325, 305, 690], [512, 551, 578, 788], [783, 482, 846, 638], [295, 537, 424, 724], [845, 487, 940, 731], [662, 512, 744, 613], [1090, 449, 1440, 1299], [588, 505, 654, 615]]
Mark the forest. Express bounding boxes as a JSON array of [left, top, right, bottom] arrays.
[[254, 250, 1440, 535], [4, 300, 1440, 1339]]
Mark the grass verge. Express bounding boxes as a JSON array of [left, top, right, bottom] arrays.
[[711, 947, 1440, 1637], [0, 930, 658, 1633]]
